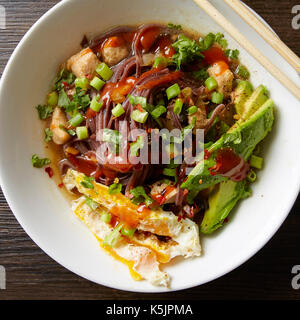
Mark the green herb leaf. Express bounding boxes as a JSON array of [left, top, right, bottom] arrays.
[[36, 105, 53, 120], [215, 33, 228, 49], [58, 89, 71, 108], [192, 69, 209, 81], [108, 183, 122, 195], [172, 34, 204, 70], [80, 176, 95, 189], [225, 49, 240, 60], [128, 95, 147, 109], [168, 23, 182, 30], [44, 128, 53, 142], [130, 186, 153, 206], [52, 69, 75, 91], [31, 154, 51, 168]]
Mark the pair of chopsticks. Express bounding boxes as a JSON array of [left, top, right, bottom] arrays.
[[193, 0, 300, 101]]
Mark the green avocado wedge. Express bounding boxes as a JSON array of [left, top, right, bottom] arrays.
[[234, 81, 253, 116], [241, 84, 269, 120], [200, 180, 250, 234], [181, 98, 274, 192]]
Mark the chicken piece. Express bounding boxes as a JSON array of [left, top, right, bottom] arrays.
[[150, 181, 177, 204], [67, 48, 100, 78], [208, 64, 234, 98], [50, 107, 71, 145], [102, 46, 129, 67]]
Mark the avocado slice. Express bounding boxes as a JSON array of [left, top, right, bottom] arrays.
[[181, 98, 274, 192], [201, 180, 248, 234], [241, 84, 269, 120], [234, 81, 253, 116]]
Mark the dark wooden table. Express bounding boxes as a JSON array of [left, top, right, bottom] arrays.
[[0, 0, 299, 300]]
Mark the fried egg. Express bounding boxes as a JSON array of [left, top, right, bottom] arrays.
[[64, 169, 201, 287]]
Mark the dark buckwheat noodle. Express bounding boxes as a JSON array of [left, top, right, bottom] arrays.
[[59, 24, 231, 213]]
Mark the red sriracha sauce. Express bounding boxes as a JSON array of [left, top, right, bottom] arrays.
[[45, 167, 54, 178], [202, 47, 229, 65], [209, 147, 250, 182]]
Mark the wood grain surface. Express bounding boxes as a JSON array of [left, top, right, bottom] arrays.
[[0, 0, 299, 300]]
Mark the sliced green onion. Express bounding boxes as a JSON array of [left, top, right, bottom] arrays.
[[128, 95, 147, 109], [69, 113, 84, 127], [130, 136, 145, 157], [131, 109, 149, 123], [205, 77, 218, 91], [31, 154, 51, 168], [153, 56, 168, 68], [151, 105, 167, 119], [211, 92, 224, 104], [47, 92, 58, 106], [80, 176, 94, 189], [101, 212, 112, 223], [187, 106, 198, 115], [250, 155, 263, 169], [103, 224, 123, 247], [90, 96, 104, 112], [247, 169, 257, 183], [166, 83, 181, 100], [76, 126, 89, 140], [165, 143, 179, 158], [90, 76, 105, 91], [85, 196, 99, 210], [103, 129, 122, 145], [96, 62, 113, 81], [121, 227, 136, 238], [236, 65, 250, 79], [112, 103, 125, 117], [75, 77, 89, 89], [173, 99, 183, 114]]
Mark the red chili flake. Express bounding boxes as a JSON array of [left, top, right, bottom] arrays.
[[45, 167, 54, 178], [62, 81, 69, 88], [224, 218, 229, 223], [58, 183, 64, 188], [204, 149, 211, 160], [177, 215, 182, 222]]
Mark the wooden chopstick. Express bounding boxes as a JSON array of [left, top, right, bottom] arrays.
[[193, 0, 300, 101], [224, 0, 300, 74]]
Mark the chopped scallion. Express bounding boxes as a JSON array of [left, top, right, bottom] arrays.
[[187, 106, 198, 115], [205, 77, 218, 91], [96, 62, 113, 81], [173, 99, 183, 114], [211, 92, 224, 104], [75, 77, 89, 90], [112, 103, 125, 117], [69, 113, 84, 127], [131, 109, 149, 123], [76, 126, 89, 140], [250, 155, 263, 169], [90, 76, 105, 91], [90, 96, 104, 112]]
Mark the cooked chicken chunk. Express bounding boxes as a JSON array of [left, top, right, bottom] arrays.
[[67, 48, 100, 78], [50, 107, 71, 145], [208, 64, 234, 98], [150, 181, 177, 204], [102, 46, 129, 66]]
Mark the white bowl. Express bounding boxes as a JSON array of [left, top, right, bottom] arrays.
[[0, 0, 299, 293]]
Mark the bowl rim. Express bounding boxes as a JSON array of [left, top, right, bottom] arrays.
[[0, 0, 299, 293]]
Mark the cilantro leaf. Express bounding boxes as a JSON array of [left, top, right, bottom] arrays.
[[80, 176, 95, 189], [52, 69, 75, 91], [58, 89, 71, 108], [31, 154, 51, 168], [168, 23, 182, 30], [36, 105, 53, 120], [225, 49, 240, 60], [108, 183, 122, 195], [44, 128, 53, 142], [192, 69, 209, 81], [215, 33, 228, 50], [172, 34, 204, 70], [130, 186, 153, 206]]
